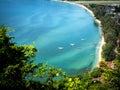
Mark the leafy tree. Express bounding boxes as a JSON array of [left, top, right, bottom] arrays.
[[0, 25, 44, 89], [102, 43, 116, 61], [91, 67, 104, 78], [88, 83, 109, 90], [99, 61, 108, 68]]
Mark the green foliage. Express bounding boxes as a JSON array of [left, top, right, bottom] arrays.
[[54, 72, 92, 90], [0, 25, 38, 89], [102, 43, 116, 61], [91, 67, 104, 78], [99, 61, 108, 68], [89, 83, 111, 90]]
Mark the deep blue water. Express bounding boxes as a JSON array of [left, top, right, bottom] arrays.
[[0, 0, 101, 75]]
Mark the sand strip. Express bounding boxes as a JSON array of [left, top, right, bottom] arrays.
[[97, 36, 105, 67]]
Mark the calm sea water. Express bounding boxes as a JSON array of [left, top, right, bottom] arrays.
[[0, 0, 101, 75]]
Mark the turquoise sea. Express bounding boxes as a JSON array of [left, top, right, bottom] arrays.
[[0, 0, 101, 75]]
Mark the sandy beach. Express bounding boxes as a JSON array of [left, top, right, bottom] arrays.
[[97, 36, 105, 67]]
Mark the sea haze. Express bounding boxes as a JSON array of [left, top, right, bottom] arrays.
[[0, 0, 101, 75]]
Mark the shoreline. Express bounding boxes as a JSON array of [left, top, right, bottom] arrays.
[[97, 36, 105, 67], [57, 0, 104, 67]]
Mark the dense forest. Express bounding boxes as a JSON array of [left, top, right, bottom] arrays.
[[87, 4, 120, 61], [0, 3, 120, 90]]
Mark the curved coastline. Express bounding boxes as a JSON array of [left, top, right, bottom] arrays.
[[57, 0, 104, 67]]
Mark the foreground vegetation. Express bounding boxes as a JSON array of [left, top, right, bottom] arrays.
[[1, 2, 120, 90]]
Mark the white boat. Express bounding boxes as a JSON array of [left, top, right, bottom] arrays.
[[70, 43, 75, 46], [58, 47, 64, 50]]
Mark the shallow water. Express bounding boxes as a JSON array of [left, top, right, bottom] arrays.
[[0, 0, 101, 75]]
